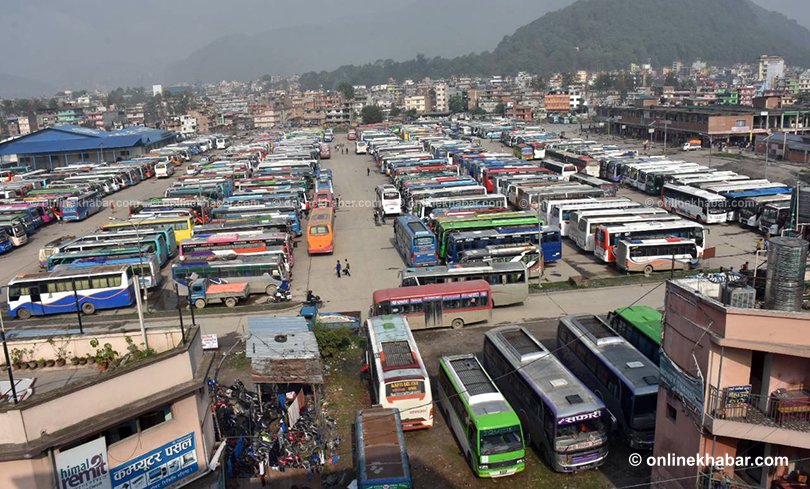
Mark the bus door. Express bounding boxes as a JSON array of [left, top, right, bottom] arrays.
[[424, 298, 443, 328], [28, 285, 46, 316]]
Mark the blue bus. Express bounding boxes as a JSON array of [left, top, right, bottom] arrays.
[[58, 233, 171, 266], [53, 253, 163, 289], [62, 191, 103, 221], [47, 245, 153, 270], [7, 265, 136, 319], [355, 408, 413, 489], [445, 226, 562, 264], [0, 230, 13, 253], [393, 215, 439, 267]]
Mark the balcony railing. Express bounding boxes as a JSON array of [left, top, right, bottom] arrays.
[[707, 386, 810, 432]]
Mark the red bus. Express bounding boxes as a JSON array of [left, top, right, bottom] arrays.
[[371, 280, 492, 330], [481, 166, 549, 193], [320, 144, 332, 160]]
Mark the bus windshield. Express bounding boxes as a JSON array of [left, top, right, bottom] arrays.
[[480, 426, 523, 455], [414, 236, 434, 246], [631, 394, 658, 431], [556, 416, 607, 449], [310, 225, 329, 235]]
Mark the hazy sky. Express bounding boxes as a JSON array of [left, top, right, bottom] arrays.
[[1, 0, 809, 93]]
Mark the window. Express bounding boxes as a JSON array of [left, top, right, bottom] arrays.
[[139, 405, 173, 431], [735, 120, 746, 127], [666, 403, 677, 422], [120, 150, 130, 157]]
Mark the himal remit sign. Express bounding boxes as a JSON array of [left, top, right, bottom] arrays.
[[55, 437, 112, 489]]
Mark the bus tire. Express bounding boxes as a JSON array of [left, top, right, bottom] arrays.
[[224, 297, 237, 308], [81, 302, 96, 315], [451, 318, 464, 329], [265, 284, 277, 296], [16, 308, 31, 320], [194, 299, 207, 309], [643, 265, 654, 276]]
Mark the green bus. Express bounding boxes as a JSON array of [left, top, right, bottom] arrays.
[[434, 213, 544, 259], [607, 306, 663, 365], [437, 354, 525, 478]]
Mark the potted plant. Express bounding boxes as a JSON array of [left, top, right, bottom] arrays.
[[10, 348, 24, 370], [70, 356, 80, 366], [90, 339, 118, 371], [78, 356, 88, 365], [45, 359, 55, 367], [37, 358, 47, 368], [48, 338, 70, 367]]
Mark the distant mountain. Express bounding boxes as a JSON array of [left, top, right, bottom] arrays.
[[0, 73, 57, 99], [299, 0, 810, 89], [167, 0, 572, 84]]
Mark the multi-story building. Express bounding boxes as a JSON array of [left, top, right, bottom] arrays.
[[125, 104, 145, 126], [0, 327, 221, 489], [404, 95, 427, 113], [36, 110, 58, 130], [5, 116, 34, 137], [798, 70, 810, 93], [56, 108, 85, 125], [758, 55, 785, 90], [179, 114, 198, 136], [544, 92, 571, 113], [738, 86, 758, 106], [433, 82, 449, 113], [652, 251, 810, 488]]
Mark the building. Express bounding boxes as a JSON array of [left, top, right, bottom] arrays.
[[152, 84, 163, 96], [755, 133, 810, 164], [433, 83, 449, 113], [758, 55, 785, 90], [179, 114, 198, 136], [0, 125, 177, 168], [544, 92, 571, 113], [798, 70, 810, 93], [253, 107, 288, 128], [0, 327, 223, 489], [652, 261, 810, 488], [5, 116, 34, 137], [56, 108, 85, 125], [404, 95, 427, 113]]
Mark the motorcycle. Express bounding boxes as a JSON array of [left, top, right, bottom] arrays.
[[272, 281, 292, 303], [305, 290, 323, 307]]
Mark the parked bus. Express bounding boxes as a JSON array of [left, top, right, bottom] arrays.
[[569, 173, 618, 197], [557, 315, 659, 449], [400, 262, 528, 307], [569, 210, 673, 252], [376, 184, 402, 216], [544, 198, 639, 236], [437, 354, 526, 478], [0, 217, 29, 247], [179, 232, 292, 261], [445, 226, 562, 264], [53, 253, 162, 290], [355, 408, 414, 489], [412, 194, 508, 220], [459, 243, 542, 278], [393, 215, 438, 267], [661, 184, 728, 224], [364, 315, 433, 429], [542, 161, 579, 180], [102, 216, 194, 242], [307, 207, 334, 254], [483, 326, 609, 472], [61, 233, 171, 266], [7, 265, 136, 320], [758, 200, 792, 236], [46, 245, 152, 270], [735, 194, 792, 229], [90, 226, 178, 258], [593, 219, 706, 263], [607, 306, 663, 365], [615, 238, 700, 274], [434, 212, 543, 259], [62, 191, 103, 221], [171, 255, 287, 296], [371, 280, 492, 330], [0, 230, 13, 254]]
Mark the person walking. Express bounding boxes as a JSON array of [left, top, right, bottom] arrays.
[[343, 259, 351, 277], [335, 260, 342, 278], [367, 168, 370, 176]]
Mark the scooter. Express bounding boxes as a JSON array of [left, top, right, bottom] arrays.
[[305, 290, 323, 307], [272, 281, 292, 303]]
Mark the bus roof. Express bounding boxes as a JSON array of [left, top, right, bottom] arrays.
[[373, 280, 491, 303], [612, 306, 663, 346], [12, 264, 130, 282], [356, 408, 410, 483], [485, 326, 604, 419]]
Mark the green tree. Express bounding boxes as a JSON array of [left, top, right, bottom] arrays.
[[796, 92, 810, 105], [470, 106, 487, 116], [494, 103, 506, 116], [389, 106, 402, 117], [593, 74, 615, 91], [532, 77, 547, 91], [404, 108, 418, 118], [664, 72, 680, 88], [561, 72, 576, 87], [337, 81, 355, 100], [360, 105, 384, 124], [448, 94, 466, 113]]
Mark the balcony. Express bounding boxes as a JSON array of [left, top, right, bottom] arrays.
[[706, 386, 810, 449]]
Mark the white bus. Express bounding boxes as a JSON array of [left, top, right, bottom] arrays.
[[375, 184, 402, 216], [364, 315, 433, 430], [661, 184, 729, 224], [155, 161, 176, 178], [615, 238, 700, 274], [545, 198, 640, 236], [542, 161, 579, 181], [594, 219, 706, 263], [412, 194, 508, 220], [570, 211, 674, 251]]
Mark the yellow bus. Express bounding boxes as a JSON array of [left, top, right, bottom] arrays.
[[102, 216, 194, 243]]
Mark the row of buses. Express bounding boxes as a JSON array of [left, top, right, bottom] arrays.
[[361, 312, 660, 480]]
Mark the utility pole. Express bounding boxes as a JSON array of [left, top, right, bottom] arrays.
[[0, 292, 18, 404]]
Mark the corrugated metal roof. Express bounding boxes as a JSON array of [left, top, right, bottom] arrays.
[[246, 316, 323, 384], [0, 125, 176, 156]]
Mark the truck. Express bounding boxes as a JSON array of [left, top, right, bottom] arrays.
[[189, 279, 249, 309], [682, 139, 702, 151]]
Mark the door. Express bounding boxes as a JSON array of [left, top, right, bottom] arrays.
[[424, 299, 443, 328], [29, 285, 45, 316]]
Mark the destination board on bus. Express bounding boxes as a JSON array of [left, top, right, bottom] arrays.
[[386, 380, 424, 397]]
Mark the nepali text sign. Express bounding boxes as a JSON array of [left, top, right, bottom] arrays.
[[111, 433, 198, 489], [55, 437, 112, 489], [725, 385, 752, 406]]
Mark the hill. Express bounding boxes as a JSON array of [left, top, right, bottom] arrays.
[[299, 0, 810, 89]]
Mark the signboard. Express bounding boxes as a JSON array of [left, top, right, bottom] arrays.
[[56, 437, 112, 489], [386, 380, 424, 397], [111, 433, 198, 489], [558, 409, 603, 426], [725, 385, 752, 406], [730, 126, 751, 133], [702, 247, 716, 259], [201, 334, 219, 350], [648, 128, 655, 134], [660, 351, 704, 413]]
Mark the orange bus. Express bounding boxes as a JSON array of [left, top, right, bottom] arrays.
[[307, 207, 334, 254]]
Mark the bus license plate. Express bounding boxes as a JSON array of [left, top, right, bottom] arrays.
[[492, 469, 514, 478]]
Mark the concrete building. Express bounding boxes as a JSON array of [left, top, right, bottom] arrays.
[[0, 327, 222, 489], [652, 269, 810, 489], [179, 114, 198, 136], [798, 70, 810, 93], [0, 125, 177, 168], [758, 55, 785, 90], [56, 108, 85, 125], [5, 116, 34, 137], [433, 83, 449, 113], [544, 92, 571, 113], [152, 84, 163, 96], [404, 95, 428, 113]]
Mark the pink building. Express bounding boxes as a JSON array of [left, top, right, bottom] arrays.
[[652, 269, 810, 488]]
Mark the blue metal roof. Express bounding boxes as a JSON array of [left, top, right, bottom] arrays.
[[724, 187, 792, 199], [0, 125, 176, 156]]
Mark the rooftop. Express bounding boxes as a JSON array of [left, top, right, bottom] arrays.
[[0, 125, 177, 156], [246, 316, 323, 384]]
